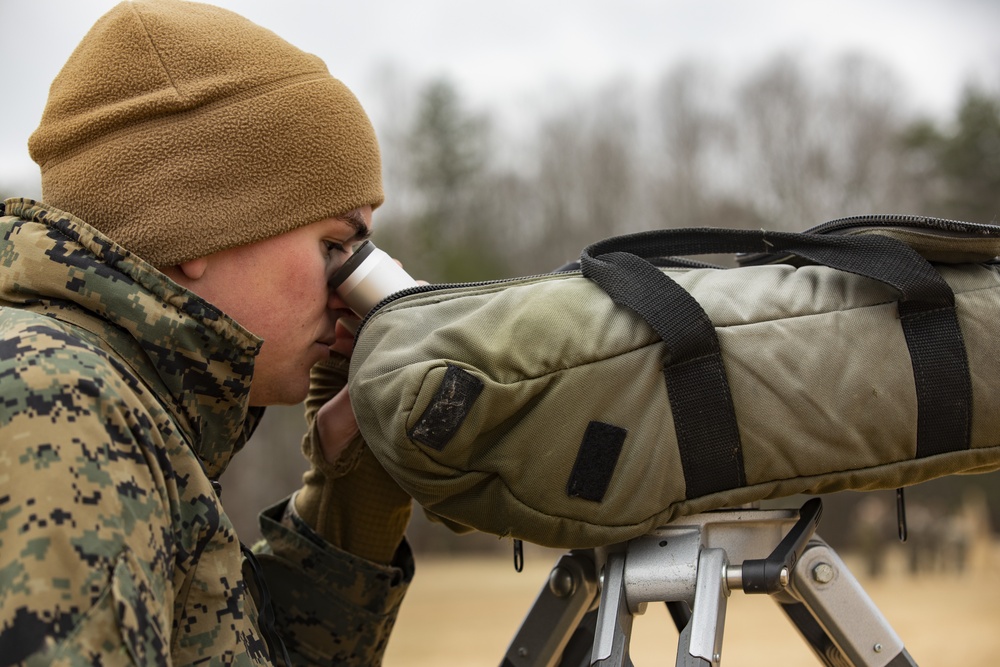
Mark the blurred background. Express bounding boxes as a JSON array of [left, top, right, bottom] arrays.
[[2, 1, 999, 661]]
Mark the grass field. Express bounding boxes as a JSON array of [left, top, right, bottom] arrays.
[[383, 542, 1000, 666]]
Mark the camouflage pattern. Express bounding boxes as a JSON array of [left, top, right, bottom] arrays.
[[0, 199, 412, 665]]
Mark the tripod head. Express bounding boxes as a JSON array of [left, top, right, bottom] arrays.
[[503, 499, 915, 667]]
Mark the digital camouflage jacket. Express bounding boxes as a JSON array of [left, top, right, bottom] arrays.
[[0, 199, 412, 666]]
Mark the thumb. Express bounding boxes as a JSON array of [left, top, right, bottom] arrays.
[[315, 386, 360, 464]]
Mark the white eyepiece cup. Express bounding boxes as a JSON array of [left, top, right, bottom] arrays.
[[329, 241, 418, 334]]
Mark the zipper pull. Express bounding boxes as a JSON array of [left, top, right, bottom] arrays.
[[513, 539, 524, 573], [895, 488, 908, 542]]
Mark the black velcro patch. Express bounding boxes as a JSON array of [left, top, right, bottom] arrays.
[[567, 421, 627, 502], [408, 365, 484, 451]]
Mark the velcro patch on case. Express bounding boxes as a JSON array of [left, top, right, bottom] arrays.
[[408, 364, 484, 451], [567, 421, 627, 502]]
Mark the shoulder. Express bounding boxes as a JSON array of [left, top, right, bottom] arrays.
[[1, 309, 122, 392], [0, 315, 178, 666], [0, 309, 176, 546], [0, 310, 148, 436]]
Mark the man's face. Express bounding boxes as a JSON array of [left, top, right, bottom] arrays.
[[177, 207, 373, 406]]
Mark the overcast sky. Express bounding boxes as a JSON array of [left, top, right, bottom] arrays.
[[2, 0, 998, 191]]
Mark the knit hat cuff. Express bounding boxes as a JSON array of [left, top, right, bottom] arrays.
[[38, 72, 382, 267]]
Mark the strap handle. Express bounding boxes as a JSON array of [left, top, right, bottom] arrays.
[[581, 228, 972, 499]]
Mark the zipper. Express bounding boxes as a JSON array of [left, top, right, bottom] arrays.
[[803, 213, 1000, 237], [353, 256, 731, 335], [738, 213, 1000, 267], [354, 270, 579, 336]]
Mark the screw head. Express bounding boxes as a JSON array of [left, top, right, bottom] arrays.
[[812, 562, 835, 584], [548, 566, 576, 598]]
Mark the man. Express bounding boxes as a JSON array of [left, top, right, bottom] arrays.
[[0, 1, 413, 664]]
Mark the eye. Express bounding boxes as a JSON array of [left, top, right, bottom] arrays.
[[323, 240, 347, 256]]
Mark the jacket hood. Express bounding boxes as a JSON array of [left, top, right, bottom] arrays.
[[0, 198, 262, 477]]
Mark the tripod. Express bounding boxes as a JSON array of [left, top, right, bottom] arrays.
[[501, 499, 917, 667]]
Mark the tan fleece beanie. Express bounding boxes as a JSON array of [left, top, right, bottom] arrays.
[[29, 0, 383, 267]]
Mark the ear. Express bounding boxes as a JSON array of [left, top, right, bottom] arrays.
[[177, 257, 209, 281]]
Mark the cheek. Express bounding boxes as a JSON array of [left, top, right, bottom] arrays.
[[271, 260, 330, 322]]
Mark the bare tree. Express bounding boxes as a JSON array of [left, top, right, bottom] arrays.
[[522, 79, 642, 269], [736, 54, 828, 229], [735, 53, 912, 230], [648, 61, 733, 228], [819, 53, 912, 215]]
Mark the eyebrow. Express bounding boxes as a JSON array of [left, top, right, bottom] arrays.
[[341, 209, 372, 243]]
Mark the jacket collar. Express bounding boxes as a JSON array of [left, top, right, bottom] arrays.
[[1, 198, 263, 478]]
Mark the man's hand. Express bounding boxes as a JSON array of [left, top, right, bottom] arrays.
[[294, 317, 412, 565], [314, 318, 360, 465], [296, 314, 364, 478], [314, 386, 358, 466]]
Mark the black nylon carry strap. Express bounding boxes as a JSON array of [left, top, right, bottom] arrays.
[[581, 228, 972, 498], [581, 249, 745, 497]]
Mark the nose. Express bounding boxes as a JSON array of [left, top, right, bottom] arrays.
[[328, 287, 362, 335], [328, 287, 349, 312]]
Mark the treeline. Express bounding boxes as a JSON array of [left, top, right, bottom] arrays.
[[371, 52, 1000, 282]]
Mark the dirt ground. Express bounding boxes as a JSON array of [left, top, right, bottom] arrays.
[[382, 542, 1000, 666]]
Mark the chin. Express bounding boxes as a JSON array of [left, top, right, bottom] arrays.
[[247, 378, 311, 407]]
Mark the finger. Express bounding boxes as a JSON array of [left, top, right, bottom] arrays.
[[315, 386, 359, 464], [330, 318, 356, 357]]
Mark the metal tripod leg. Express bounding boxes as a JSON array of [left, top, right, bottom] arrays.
[[780, 539, 917, 667], [501, 550, 601, 667], [591, 551, 633, 666], [674, 547, 729, 666]]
